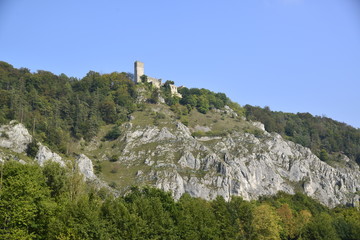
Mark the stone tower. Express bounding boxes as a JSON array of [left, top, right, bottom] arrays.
[[134, 61, 144, 84]]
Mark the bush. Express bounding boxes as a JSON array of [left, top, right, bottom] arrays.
[[109, 181, 118, 188], [109, 154, 119, 162], [319, 149, 329, 162], [140, 74, 148, 83], [147, 89, 159, 104], [0, 131, 9, 139], [26, 139, 39, 158], [102, 126, 121, 141], [94, 163, 102, 174], [181, 116, 189, 126]]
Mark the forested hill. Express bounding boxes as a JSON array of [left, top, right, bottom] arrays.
[[244, 105, 360, 165], [1, 61, 360, 239], [0, 61, 138, 152], [1, 60, 359, 165], [0, 61, 241, 153]]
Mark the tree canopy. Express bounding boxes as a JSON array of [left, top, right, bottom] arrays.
[[0, 161, 359, 239], [0, 61, 137, 153]]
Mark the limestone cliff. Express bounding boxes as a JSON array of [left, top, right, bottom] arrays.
[[108, 119, 359, 208], [0, 113, 359, 208]]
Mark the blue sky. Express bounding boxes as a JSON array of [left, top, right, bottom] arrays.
[[1, 0, 359, 128]]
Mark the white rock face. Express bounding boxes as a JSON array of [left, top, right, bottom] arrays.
[[251, 121, 265, 131], [0, 122, 115, 192], [224, 105, 238, 117], [74, 154, 116, 192], [0, 122, 65, 166], [76, 154, 97, 180], [35, 144, 65, 166], [0, 121, 32, 153], [2, 119, 358, 208], [178, 151, 200, 170], [119, 121, 360, 208]]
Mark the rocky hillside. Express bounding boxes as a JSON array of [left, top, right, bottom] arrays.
[[0, 120, 109, 190], [1, 102, 359, 208], [0, 61, 359, 208]]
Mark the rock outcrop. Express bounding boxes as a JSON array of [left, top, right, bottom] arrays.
[[76, 154, 97, 180], [0, 121, 32, 153], [75, 154, 117, 194], [0, 121, 109, 188], [1, 118, 359, 208], [117, 120, 360, 208], [35, 144, 65, 166]]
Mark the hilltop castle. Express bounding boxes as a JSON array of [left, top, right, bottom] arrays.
[[134, 61, 181, 98]]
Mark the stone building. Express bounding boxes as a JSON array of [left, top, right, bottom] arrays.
[[134, 61, 144, 84], [134, 61, 162, 87], [169, 84, 182, 98], [134, 61, 181, 97]]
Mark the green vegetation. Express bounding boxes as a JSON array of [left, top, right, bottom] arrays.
[[179, 87, 232, 113], [245, 105, 360, 165], [0, 61, 247, 155], [102, 126, 121, 141], [1, 61, 360, 239], [0, 61, 137, 154], [25, 139, 39, 158], [1, 60, 359, 166], [0, 161, 359, 239]]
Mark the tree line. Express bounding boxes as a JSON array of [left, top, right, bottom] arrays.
[[1, 61, 360, 239], [0, 160, 359, 240], [1, 60, 360, 164], [0, 61, 244, 151], [0, 61, 137, 153]]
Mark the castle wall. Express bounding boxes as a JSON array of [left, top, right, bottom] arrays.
[[133, 61, 181, 97], [170, 84, 182, 98], [147, 77, 162, 88], [134, 61, 144, 84]]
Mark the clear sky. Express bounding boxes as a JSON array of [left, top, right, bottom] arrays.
[[1, 0, 359, 128]]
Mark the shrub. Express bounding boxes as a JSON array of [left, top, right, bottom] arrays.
[[0, 131, 9, 139], [26, 139, 39, 158], [319, 149, 329, 162], [109, 181, 118, 188], [109, 154, 119, 162], [94, 163, 102, 174], [102, 126, 121, 141]]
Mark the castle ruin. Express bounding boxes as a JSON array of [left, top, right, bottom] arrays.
[[134, 61, 144, 84], [134, 61, 181, 98]]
